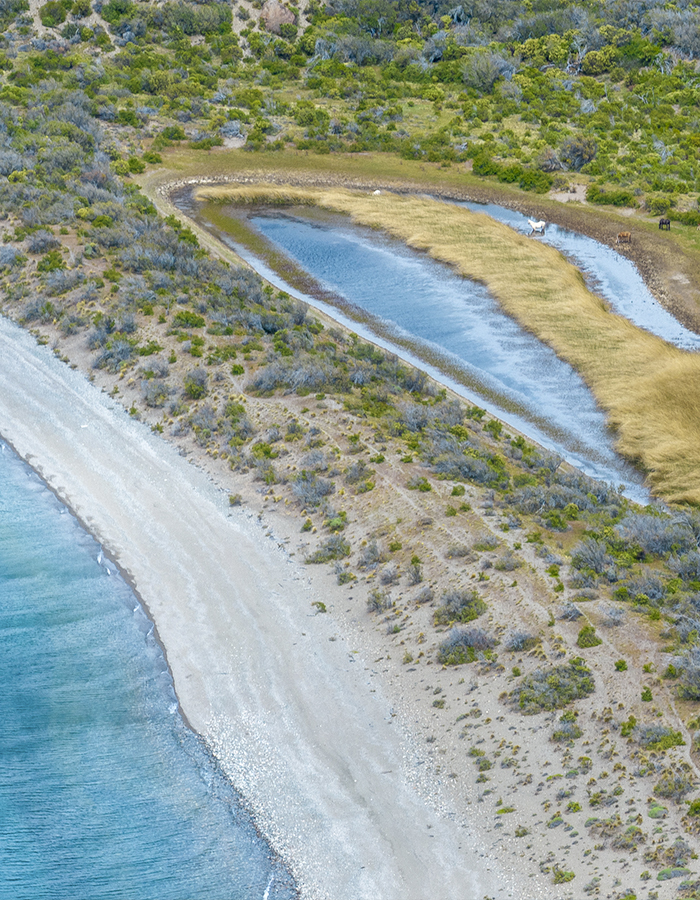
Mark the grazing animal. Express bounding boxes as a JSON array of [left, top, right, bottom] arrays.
[[528, 218, 546, 235], [616, 231, 632, 244], [659, 217, 671, 230]]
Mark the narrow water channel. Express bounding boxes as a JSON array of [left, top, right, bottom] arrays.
[[457, 200, 700, 351], [183, 192, 649, 501]]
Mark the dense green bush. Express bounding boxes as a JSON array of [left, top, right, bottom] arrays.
[[306, 535, 351, 564], [39, 0, 70, 26], [577, 625, 602, 648], [586, 185, 636, 207]]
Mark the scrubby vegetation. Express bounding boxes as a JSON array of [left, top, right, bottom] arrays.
[[3, 0, 700, 892], [509, 659, 595, 713]]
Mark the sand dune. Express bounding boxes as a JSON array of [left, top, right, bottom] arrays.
[[0, 315, 515, 899]]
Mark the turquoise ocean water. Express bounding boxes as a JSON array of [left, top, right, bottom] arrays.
[[0, 441, 296, 899]]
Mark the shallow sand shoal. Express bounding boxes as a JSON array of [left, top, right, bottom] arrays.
[[0, 314, 520, 900]]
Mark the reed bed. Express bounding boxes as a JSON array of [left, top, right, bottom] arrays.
[[196, 184, 700, 504]]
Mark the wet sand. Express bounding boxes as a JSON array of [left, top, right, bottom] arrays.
[[0, 315, 516, 900]]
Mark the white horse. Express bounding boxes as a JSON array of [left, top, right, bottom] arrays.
[[527, 218, 546, 235]]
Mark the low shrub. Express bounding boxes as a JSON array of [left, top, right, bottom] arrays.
[[503, 630, 538, 652], [437, 626, 497, 665], [558, 602, 582, 621], [379, 562, 399, 585], [509, 658, 595, 713], [571, 538, 611, 574], [306, 535, 351, 564], [551, 710, 583, 743], [445, 544, 473, 560], [291, 471, 334, 507], [678, 647, 700, 700], [183, 367, 208, 399], [654, 764, 696, 802], [366, 588, 392, 612], [616, 513, 694, 557], [635, 725, 685, 751], [414, 585, 434, 604], [494, 551, 522, 571], [406, 563, 422, 585], [358, 539, 385, 570], [434, 588, 487, 626]]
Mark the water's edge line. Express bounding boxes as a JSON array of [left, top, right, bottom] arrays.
[[0, 422, 300, 896]]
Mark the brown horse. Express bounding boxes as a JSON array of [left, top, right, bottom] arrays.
[[616, 231, 631, 244], [659, 217, 671, 230]]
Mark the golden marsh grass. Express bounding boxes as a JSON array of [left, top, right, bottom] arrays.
[[196, 183, 700, 504]]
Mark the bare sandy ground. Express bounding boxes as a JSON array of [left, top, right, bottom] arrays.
[[0, 314, 525, 899]]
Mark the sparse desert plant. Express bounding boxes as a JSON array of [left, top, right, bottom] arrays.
[[677, 647, 700, 700], [570, 538, 611, 574], [305, 535, 351, 564], [437, 626, 497, 665], [358, 539, 385, 570], [624, 573, 666, 602], [669, 550, 700, 582], [635, 725, 684, 751], [558, 602, 582, 621], [551, 710, 582, 743], [472, 535, 500, 552], [27, 229, 60, 253], [406, 563, 422, 585], [509, 659, 595, 713], [654, 764, 696, 802], [415, 585, 434, 604], [445, 544, 472, 559], [379, 562, 399, 585], [183, 367, 208, 399], [141, 378, 172, 408], [434, 588, 487, 626], [494, 550, 522, 571], [291, 471, 335, 507], [616, 513, 694, 557], [600, 605, 625, 627], [503, 630, 538, 652], [367, 588, 392, 612]]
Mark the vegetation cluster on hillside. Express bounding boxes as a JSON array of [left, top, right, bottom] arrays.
[[1, 0, 700, 213]]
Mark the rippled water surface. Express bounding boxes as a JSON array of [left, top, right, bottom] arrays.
[[240, 210, 645, 497], [0, 443, 294, 900]]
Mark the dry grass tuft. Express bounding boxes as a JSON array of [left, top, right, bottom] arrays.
[[196, 184, 700, 503]]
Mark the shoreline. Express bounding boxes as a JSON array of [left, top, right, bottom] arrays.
[[0, 314, 520, 900], [1, 162, 698, 899]]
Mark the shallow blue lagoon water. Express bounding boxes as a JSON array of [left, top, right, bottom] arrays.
[[0, 442, 295, 900], [247, 212, 645, 497]]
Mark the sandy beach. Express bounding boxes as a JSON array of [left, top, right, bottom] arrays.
[[0, 314, 526, 899]]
